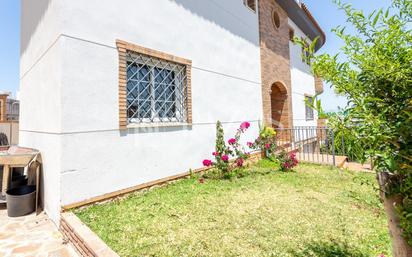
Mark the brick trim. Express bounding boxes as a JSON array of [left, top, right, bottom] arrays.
[[61, 152, 263, 210], [116, 41, 128, 130], [60, 213, 119, 257], [315, 76, 324, 94], [115, 40, 193, 129], [0, 95, 8, 122]]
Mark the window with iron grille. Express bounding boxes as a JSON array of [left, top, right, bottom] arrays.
[[126, 51, 188, 124], [305, 96, 314, 120]]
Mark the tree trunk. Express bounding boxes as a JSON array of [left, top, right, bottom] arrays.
[[378, 172, 412, 257]]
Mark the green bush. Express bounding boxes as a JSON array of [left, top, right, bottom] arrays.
[[296, 0, 412, 246]]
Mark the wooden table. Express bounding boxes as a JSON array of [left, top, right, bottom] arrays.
[[0, 146, 41, 213]]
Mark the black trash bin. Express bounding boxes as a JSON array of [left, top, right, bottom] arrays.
[[10, 175, 28, 189], [6, 185, 36, 217]]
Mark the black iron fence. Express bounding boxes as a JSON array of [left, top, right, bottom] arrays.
[[274, 126, 338, 166]]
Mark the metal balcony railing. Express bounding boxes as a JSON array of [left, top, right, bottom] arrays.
[[274, 126, 337, 166]]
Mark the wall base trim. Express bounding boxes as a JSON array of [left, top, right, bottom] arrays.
[[62, 152, 263, 211]]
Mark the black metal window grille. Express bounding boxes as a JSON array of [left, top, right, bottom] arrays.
[[126, 51, 188, 124]]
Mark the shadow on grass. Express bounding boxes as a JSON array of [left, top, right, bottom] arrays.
[[290, 240, 368, 257]]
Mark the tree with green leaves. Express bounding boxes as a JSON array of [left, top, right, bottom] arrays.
[[297, 0, 412, 255]]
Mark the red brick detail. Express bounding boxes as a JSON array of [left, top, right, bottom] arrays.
[[258, 0, 293, 129], [270, 83, 289, 127], [60, 213, 119, 257], [315, 76, 324, 94]]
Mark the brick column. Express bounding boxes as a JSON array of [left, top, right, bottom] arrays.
[[0, 94, 8, 122], [258, 0, 293, 128]]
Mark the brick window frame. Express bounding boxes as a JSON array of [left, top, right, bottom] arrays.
[[116, 40, 192, 129]]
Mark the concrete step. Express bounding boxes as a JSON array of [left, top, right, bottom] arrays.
[[296, 153, 348, 168]]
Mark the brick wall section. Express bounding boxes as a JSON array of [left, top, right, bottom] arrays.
[[258, 0, 293, 128], [317, 118, 327, 128], [60, 213, 120, 257], [0, 95, 8, 122], [315, 76, 324, 94], [116, 41, 128, 130]]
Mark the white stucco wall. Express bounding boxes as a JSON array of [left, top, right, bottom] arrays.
[[20, 0, 63, 224], [21, 0, 324, 225], [21, 0, 263, 223], [57, 0, 262, 206], [288, 18, 318, 127], [20, 0, 61, 78]]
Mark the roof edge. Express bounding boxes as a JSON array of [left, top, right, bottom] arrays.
[[277, 0, 326, 51]]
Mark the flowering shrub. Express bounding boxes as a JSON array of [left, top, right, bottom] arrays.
[[203, 122, 298, 176], [248, 126, 277, 159], [203, 121, 250, 178], [278, 151, 299, 172]]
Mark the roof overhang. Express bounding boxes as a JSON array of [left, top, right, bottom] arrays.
[[277, 0, 326, 51]]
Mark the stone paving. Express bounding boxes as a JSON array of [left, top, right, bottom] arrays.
[[0, 205, 78, 257], [344, 162, 374, 173]]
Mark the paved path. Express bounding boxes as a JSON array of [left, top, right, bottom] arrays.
[[296, 153, 348, 168], [0, 205, 78, 257], [344, 162, 374, 173]]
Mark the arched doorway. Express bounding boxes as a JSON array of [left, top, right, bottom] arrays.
[[270, 82, 289, 128]]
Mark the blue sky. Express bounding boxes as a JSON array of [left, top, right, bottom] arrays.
[[0, 0, 20, 97], [0, 0, 392, 111], [303, 0, 392, 111]]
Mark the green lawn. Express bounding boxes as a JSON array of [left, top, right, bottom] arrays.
[[75, 161, 391, 257]]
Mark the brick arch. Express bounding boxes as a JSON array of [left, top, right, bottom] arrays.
[[270, 82, 289, 128], [271, 81, 288, 94]]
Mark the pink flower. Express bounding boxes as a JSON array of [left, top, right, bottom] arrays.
[[247, 142, 254, 147], [228, 138, 237, 145], [240, 122, 250, 130], [221, 155, 229, 162], [265, 143, 271, 149], [212, 152, 218, 156], [203, 159, 213, 167], [236, 158, 244, 167]]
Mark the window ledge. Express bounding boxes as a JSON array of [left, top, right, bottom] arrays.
[[127, 122, 191, 129]]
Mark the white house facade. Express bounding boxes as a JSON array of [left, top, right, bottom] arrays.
[[19, 0, 325, 224]]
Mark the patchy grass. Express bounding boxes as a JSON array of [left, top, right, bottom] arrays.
[[75, 162, 391, 257]]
